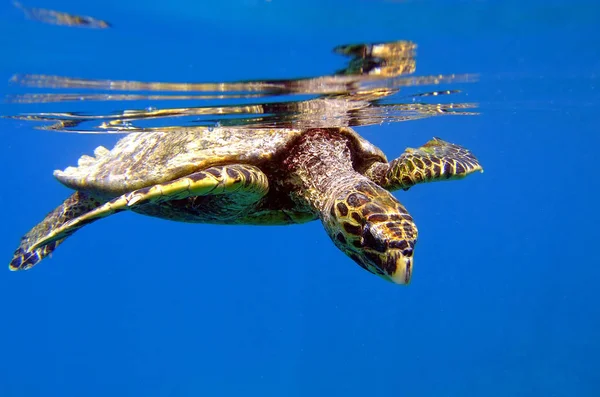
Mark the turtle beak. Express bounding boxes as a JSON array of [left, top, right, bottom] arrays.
[[347, 247, 414, 285], [359, 222, 415, 284], [384, 252, 413, 284]]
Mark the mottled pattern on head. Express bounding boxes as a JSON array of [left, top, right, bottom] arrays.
[[322, 178, 418, 284]]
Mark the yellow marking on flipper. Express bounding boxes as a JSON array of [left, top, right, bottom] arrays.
[[30, 165, 268, 251], [8, 191, 104, 270], [381, 138, 483, 191]]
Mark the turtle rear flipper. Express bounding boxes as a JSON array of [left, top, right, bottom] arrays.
[[21, 164, 269, 262], [9, 191, 104, 270]]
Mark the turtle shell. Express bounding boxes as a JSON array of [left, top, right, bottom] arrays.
[[54, 126, 386, 197]]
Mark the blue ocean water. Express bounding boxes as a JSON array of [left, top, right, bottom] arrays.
[[1, 1, 599, 396]]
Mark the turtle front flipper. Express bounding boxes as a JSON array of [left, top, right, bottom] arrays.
[[9, 191, 105, 270], [23, 164, 269, 258], [365, 137, 483, 191]]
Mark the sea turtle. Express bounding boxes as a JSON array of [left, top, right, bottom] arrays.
[[8, 126, 482, 283]]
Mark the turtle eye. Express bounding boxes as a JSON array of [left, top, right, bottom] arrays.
[[361, 223, 387, 253]]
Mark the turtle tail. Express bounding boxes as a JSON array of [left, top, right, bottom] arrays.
[[9, 191, 103, 271]]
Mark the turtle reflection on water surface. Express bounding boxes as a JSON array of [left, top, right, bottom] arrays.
[[9, 126, 482, 284]]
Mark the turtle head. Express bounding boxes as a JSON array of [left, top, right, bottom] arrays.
[[324, 180, 418, 284]]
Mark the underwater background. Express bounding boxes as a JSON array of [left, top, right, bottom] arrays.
[[1, 0, 599, 396]]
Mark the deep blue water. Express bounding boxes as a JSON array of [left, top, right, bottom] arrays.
[[1, 1, 599, 396]]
